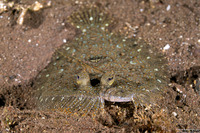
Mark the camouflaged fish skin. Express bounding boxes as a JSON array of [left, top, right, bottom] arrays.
[[34, 5, 169, 115]]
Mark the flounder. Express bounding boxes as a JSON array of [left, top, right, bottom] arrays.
[[34, 5, 169, 116]]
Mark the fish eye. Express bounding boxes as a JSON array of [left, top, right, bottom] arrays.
[[77, 75, 80, 79], [108, 77, 113, 81]]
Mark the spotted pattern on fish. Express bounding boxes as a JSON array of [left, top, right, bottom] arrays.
[[34, 5, 169, 116]]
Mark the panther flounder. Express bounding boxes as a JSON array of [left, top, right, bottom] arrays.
[[34, 4, 169, 116]]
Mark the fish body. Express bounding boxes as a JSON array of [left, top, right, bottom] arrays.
[[34, 5, 169, 116]]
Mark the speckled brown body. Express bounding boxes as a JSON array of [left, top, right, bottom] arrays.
[[34, 5, 169, 115]]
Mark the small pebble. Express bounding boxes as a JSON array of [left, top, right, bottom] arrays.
[[163, 44, 170, 50], [63, 39, 67, 43], [172, 112, 177, 117], [166, 5, 171, 11]]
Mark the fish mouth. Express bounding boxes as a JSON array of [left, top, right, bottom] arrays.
[[100, 89, 134, 102]]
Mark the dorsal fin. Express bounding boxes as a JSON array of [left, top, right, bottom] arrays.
[[67, 5, 114, 31]]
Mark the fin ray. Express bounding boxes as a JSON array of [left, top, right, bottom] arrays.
[[68, 5, 112, 30]]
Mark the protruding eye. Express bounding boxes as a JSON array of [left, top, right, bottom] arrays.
[[101, 71, 115, 87], [108, 77, 113, 81], [76, 70, 90, 86]]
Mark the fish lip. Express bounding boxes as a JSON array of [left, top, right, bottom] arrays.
[[100, 91, 133, 102]]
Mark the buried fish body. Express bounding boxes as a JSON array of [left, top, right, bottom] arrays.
[[34, 5, 169, 116]]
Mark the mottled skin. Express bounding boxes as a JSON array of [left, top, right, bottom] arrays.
[[34, 5, 169, 116]]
